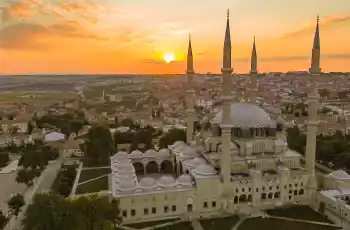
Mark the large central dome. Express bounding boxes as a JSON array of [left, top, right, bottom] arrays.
[[212, 102, 275, 128]]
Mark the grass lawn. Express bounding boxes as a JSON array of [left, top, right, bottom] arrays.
[[126, 218, 180, 229], [266, 205, 333, 224], [199, 215, 239, 230], [78, 168, 111, 183], [238, 218, 341, 230], [155, 221, 193, 230], [51, 164, 78, 197], [75, 176, 108, 194]]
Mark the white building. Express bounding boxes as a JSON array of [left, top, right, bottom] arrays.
[[108, 12, 321, 224]]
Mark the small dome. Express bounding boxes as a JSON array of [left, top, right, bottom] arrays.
[[158, 148, 170, 157], [144, 149, 157, 158], [115, 163, 134, 172], [116, 180, 137, 191], [139, 177, 157, 189], [183, 147, 199, 157], [158, 175, 176, 187], [212, 102, 275, 128], [173, 141, 186, 148], [130, 150, 143, 159], [112, 151, 130, 162], [329, 170, 350, 180], [177, 174, 193, 185], [194, 164, 217, 176], [188, 157, 207, 168]]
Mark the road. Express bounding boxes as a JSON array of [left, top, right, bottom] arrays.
[[5, 158, 63, 230]]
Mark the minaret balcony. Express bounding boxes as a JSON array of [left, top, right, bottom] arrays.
[[221, 68, 233, 74]]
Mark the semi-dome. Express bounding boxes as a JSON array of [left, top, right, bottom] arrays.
[[158, 175, 176, 187], [139, 177, 157, 189], [187, 157, 207, 168], [212, 102, 275, 128], [177, 174, 193, 185], [144, 149, 157, 158], [130, 150, 143, 158], [194, 164, 217, 176]]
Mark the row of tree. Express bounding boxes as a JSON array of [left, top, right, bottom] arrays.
[[15, 141, 59, 186], [287, 126, 350, 170], [83, 123, 186, 164], [22, 193, 121, 230], [35, 111, 86, 138], [52, 165, 77, 197]]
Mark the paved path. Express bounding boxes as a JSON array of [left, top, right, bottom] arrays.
[[70, 162, 83, 196], [76, 174, 109, 186], [191, 218, 204, 230], [5, 158, 63, 230]]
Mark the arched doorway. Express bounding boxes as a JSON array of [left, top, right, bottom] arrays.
[[247, 195, 252, 202], [160, 160, 173, 174], [239, 194, 247, 203], [268, 193, 273, 199], [146, 161, 158, 174], [187, 204, 193, 212], [234, 196, 238, 204], [274, 192, 280, 199], [133, 162, 144, 175]]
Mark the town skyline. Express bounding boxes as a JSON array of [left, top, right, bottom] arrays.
[[0, 0, 350, 74]]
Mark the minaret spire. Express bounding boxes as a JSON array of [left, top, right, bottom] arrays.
[[250, 36, 258, 74], [223, 9, 232, 69], [186, 34, 195, 143], [309, 15, 321, 74], [186, 34, 194, 75]]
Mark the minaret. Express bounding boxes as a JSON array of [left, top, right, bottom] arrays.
[[186, 34, 196, 143], [309, 16, 321, 74], [250, 36, 258, 74], [305, 82, 319, 201], [220, 10, 233, 199]]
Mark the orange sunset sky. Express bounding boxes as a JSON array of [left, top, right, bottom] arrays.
[[0, 0, 350, 74]]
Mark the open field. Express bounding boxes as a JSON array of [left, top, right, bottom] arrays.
[[199, 215, 239, 230], [78, 168, 111, 183], [238, 217, 341, 230], [266, 205, 333, 223], [0, 91, 78, 107]]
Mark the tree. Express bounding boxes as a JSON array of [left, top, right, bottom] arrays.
[[0, 152, 9, 167], [158, 129, 186, 149], [22, 193, 121, 230], [0, 210, 7, 230], [7, 194, 25, 218], [85, 125, 115, 164], [16, 168, 40, 186]]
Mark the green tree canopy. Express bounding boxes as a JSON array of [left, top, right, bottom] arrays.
[[22, 193, 121, 230], [158, 128, 186, 149], [85, 125, 115, 164], [7, 193, 25, 217]]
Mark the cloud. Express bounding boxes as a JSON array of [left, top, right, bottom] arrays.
[[1, 0, 47, 22], [282, 13, 350, 38], [0, 21, 106, 49]]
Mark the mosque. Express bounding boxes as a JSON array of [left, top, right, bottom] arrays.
[[109, 11, 322, 223]]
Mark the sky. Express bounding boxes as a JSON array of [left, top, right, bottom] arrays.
[[0, 0, 350, 74]]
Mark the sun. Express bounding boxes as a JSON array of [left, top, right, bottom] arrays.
[[163, 52, 175, 63]]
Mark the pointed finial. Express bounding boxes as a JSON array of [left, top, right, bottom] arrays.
[[317, 15, 319, 24], [227, 9, 230, 19], [254, 36, 255, 43]]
